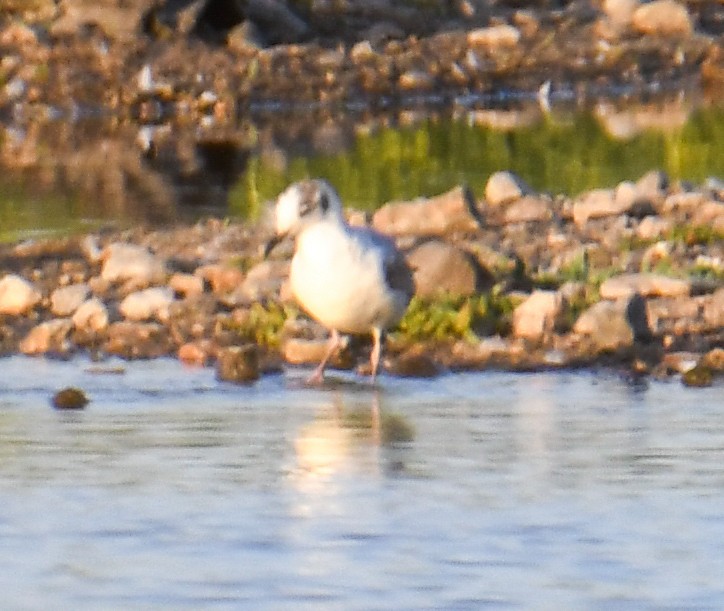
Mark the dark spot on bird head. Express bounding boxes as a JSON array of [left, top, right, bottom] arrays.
[[319, 191, 330, 213]]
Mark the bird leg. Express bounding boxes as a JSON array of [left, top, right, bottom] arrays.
[[370, 327, 383, 383], [307, 329, 341, 385]]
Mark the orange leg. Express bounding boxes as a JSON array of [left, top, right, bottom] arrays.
[[307, 329, 341, 385], [370, 327, 383, 383]]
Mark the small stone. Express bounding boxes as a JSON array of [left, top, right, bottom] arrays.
[[703, 288, 724, 329], [399, 70, 434, 90], [178, 341, 213, 366], [169, 273, 204, 298], [503, 196, 552, 224], [637, 216, 673, 240], [283, 337, 329, 365], [236, 260, 288, 302], [350, 40, 375, 62], [50, 283, 90, 316], [682, 365, 713, 387], [467, 25, 521, 48], [0, 274, 42, 315], [19, 319, 73, 355], [72, 298, 109, 332], [373, 186, 481, 237], [513, 290, 563, 341], [119, 287, 175, 322], [572, 188, 629, 226], [485, 171, 531, 205], [603, 0, 640, 27], [52, 387, 89, 410], [599, 273, 690, 299], [101, 243, 166, 286], [632, 0, 693, 36], [104, 321, 170, 359], [386, 347, 440, 378], [216, 345, 260, 384], [407, 241, 482, 298], [573, 294, 651, 351], [196, 264, 244, 295], [635, 169, 669, 201], [700, 348, 724, 372]]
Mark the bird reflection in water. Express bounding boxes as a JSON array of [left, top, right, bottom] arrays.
[[293, 391, 414, 481]]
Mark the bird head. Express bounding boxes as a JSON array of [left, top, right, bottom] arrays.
[[264, 179, 344, 257]]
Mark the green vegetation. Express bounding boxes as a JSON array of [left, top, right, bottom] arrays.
[[396, 287, 522, 342], [222, 301, 297, 348]]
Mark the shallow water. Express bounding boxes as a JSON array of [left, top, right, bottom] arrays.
[[1, 356, 723, 609]]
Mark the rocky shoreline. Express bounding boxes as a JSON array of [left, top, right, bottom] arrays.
[[1, 169, 722, 386]]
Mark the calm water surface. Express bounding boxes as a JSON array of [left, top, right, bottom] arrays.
[[1, 357, 723, 609]]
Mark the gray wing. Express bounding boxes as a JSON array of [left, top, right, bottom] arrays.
[[349, 225, 415, 299]]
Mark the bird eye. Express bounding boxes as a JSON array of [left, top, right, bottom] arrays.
[[319, 192, 329, 213]]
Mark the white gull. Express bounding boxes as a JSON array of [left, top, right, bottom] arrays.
[[266, 179, 414, 384]]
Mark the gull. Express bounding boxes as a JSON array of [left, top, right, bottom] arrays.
[[265, 179, 414, 384]]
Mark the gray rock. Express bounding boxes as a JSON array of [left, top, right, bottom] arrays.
[[467, 25, 521, 48], [169, 273, 205, 298], [599, 273, 690, 299], [485, 171, 531, 206], [572, 188, 629, 226], [632, 0, 693, 36], [512, 290, 563, 340], [503, 196, 552, 224], [216, 345, 260, 384], [703, 288, 724, 330], [72, 298, 109, 332], [573, 295, 651, 351], [119, 287, 175, 322], [236, 260, 288, 302], [19, 319, 73, 355], [636, 216, 673, 240], [50, 283, 90, 317], [101, 243, 166, 286], [602, 0, 639, 27], [635, 169, 669, 202], [373, 186, 481, 237], [407, 241, 486, 298], [0, 274, 42, 315]]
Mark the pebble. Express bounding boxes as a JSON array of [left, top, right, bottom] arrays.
[[0, 274, 42, 315], [503, 196, 552, 224], [216, 345, 260, 383], [50, 283, 90, 316], [599, 273, 690, 299], [195, 264, 245, 295], [373, 186, 481, 237], [407, 241, 480, 298], [485, 171, 530, 206], [19, 319, 73, 355], [573, 294, 651, 351], [119, 287, 175, 322], [169, 273, 204, 298], [467, 25, 521, 48], [52, 387, 89, 410], [512, 290, 563, 341], [632, 0, 693, 36], [572, 188, 630, 226], [101, 243, 166, 286], [72, 298, 109, 332]]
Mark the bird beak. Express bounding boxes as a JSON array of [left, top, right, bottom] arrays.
[[263, 233, 284, 259]]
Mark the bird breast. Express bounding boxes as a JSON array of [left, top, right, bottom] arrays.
[[290, 222, 407, 334]]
